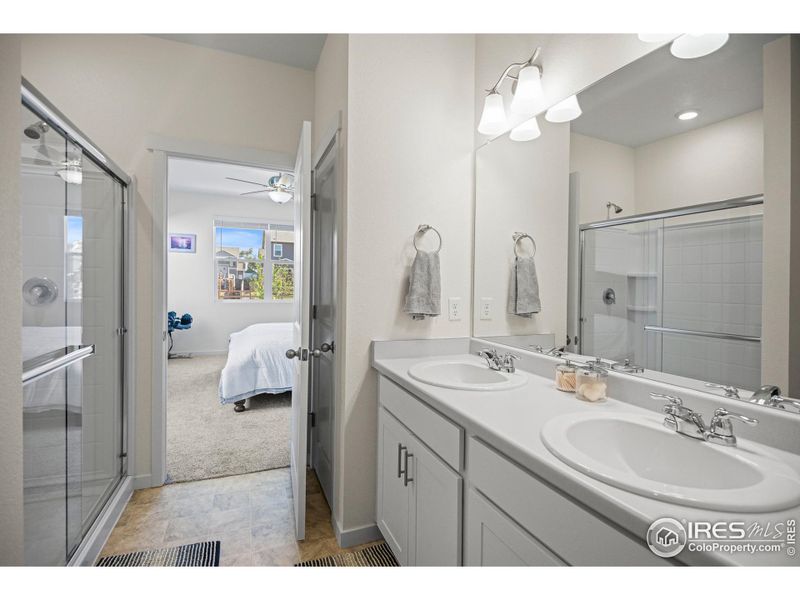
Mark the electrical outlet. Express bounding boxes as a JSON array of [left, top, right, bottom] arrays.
[[448, 297, 462, 321], [480, 297, 492, 320]]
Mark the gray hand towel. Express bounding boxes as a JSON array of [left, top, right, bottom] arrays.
[[507, 256, 541, 318], [404, 250, 441, 320]]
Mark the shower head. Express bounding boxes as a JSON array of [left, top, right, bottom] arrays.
[[24, 120, 49, 140], [606, 202, 623, 218]]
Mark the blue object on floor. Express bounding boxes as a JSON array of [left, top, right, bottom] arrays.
[[167, 311, 193, 356]]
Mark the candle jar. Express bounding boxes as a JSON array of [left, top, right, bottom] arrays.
[[555, 361, 577, 392], [575, 366, 608, 402]]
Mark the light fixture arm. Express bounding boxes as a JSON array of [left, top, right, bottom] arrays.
[[486, 47, 542, 94]]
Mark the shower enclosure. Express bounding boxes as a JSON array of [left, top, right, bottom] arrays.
[[20, 80, 130, 565], [579, 195, 764, 391]]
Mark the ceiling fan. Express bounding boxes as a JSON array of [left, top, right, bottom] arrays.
[[226, 172, 295, 204]]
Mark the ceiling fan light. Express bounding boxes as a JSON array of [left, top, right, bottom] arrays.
[[510, 65, 544, 115], [670, 34, 729, 59], [477, 92, 508, 135], [268, 190, 292, 204], [545, 94, 582, 123], [509, 116, 541, 142]]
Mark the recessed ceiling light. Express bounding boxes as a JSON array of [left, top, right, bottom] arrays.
[[670, 34, 729, 59], [676, 109, 699, 121]]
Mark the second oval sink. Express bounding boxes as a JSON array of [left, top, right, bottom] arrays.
[[408, 359, 527, 391], [541, 412, 800, 513]]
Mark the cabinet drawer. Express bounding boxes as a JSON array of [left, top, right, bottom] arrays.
[[468, 437, 665, 566], [379, 376, 463, 471]]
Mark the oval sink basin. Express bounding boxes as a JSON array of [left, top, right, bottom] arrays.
[[408, 359, 527, 391], [541, 412, 800, 513]]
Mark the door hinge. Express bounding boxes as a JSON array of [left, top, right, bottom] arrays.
[[312, 305, 317, 319], [311, 193, 318, 211], [309, 412, 316, 427], [116, 327, 128, 336]]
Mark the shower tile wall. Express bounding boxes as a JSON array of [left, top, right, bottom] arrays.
[[660, 216, 762, 390]]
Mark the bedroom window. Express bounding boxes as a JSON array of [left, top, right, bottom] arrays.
[[214, 220, 294, 301]]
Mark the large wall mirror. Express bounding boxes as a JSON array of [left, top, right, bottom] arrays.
[[472, 34, 800, 410]]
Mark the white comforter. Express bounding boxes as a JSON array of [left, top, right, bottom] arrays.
[[218, 322, 294, 404]]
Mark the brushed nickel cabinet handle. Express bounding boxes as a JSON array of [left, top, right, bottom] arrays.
[[397, 443, 407, 479], [403, 452, 414, 487]]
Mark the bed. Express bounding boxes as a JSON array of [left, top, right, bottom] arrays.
[[218, 322, 294, 412]]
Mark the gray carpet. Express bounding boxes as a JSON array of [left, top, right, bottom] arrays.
[[167, 355, 290, 483]]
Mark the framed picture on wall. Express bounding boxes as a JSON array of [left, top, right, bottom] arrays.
[[169, 233, 196, 253]]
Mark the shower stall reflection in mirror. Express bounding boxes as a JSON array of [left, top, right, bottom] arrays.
[[20, 79, 136, 566], [574, 194, 765, 392]]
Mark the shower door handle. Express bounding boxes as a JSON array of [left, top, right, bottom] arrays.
[[22, 344, 95, 385]]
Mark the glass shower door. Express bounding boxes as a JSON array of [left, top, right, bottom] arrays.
[[21, 102, 125, 565]]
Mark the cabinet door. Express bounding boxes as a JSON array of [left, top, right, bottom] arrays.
[[408, 436, 462, 566], [465, 489, 565, 566], [376, 409, 412, 565]]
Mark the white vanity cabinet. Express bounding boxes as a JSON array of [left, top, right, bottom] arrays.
[[376, 378, 463, 566]]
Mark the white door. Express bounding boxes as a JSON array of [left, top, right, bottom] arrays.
[[288, 121, 312, 540]]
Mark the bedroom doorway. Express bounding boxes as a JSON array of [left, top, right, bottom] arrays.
[[163, 155, 296, 484]]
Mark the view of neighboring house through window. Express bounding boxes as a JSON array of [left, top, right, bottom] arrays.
[[214, 219, 294, 301], [65, 215, 83, 300]]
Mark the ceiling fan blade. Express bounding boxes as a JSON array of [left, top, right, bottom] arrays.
[[240, 189, 269, 196], [226, 176, 268, 188]]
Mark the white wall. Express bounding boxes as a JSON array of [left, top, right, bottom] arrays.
[[762, 35, 800, 394], [340, 34, 475, 535], [167, 190, 293, 354], [21, 34, 315, 485], [0, 34, 24, 566], [473, 120, 570, 341], [635, 110, 763, 213], [570, 132, 636, 223]]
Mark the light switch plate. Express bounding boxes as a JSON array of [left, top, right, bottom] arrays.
[[448, 297, 462, 321], [480, 297, 492, 320]]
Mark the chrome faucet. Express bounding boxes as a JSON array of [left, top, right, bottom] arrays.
[[477, 349, 520, 373], [652, 393, 706, 440], [747, 385, 800, 412], [650, 393, 758, 446], [531, 345, 566, 358]]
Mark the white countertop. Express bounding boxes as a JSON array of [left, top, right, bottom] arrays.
[[372, 351, 800, 566]]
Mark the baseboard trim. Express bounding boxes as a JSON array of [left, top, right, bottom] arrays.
[[68, 476, 132, 566], [333, 517, 382, 548], [169, 350, 227, 357], [133, 473, 154, 490]]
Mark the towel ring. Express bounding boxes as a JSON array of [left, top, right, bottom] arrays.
[[513, 232, 536, 258], [414, 224, 442, 253]]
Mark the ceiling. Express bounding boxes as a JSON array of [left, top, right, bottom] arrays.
[[168, 156, 283, 198], [570, 34, 782, 148], [151, 34, 327, 70]]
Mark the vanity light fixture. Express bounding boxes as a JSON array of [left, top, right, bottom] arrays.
[[676, 109, 699, 121], [545, 94, 582, 123], [509, 115, 541, 142], [478, 47, 544, 136], [670, 34, 730, 59]]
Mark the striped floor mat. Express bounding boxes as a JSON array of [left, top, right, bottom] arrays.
[[96, 541, 221, 567], [295, 542, 399, 567]]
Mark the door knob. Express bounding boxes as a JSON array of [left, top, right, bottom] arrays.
[[311, 342, 334, 357], [286, 347, 308, 361]]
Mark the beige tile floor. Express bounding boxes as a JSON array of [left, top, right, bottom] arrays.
[[100, 468, 378, 566]]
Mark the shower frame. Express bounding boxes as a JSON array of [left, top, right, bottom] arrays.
[[576, 193, 765, 360], [21, 78, 137, 566]]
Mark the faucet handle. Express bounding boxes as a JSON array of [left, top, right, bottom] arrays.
[[713, 407, 758, 425], [707, 408, 757, 445], [650, 392, 682, 405], [705, 382, 741, 399]]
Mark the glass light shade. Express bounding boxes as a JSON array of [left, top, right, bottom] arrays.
[[477, 92, 508, 135], [638, 33, 679, 43], [509, 116, 541, 142], [268, 190, 292, 204], [510, 65, 544, 115], [276, 173, 293, 188], [545, 94, 582, 123], [670, 34, 729, 59], [57, 166, 82, 185]]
